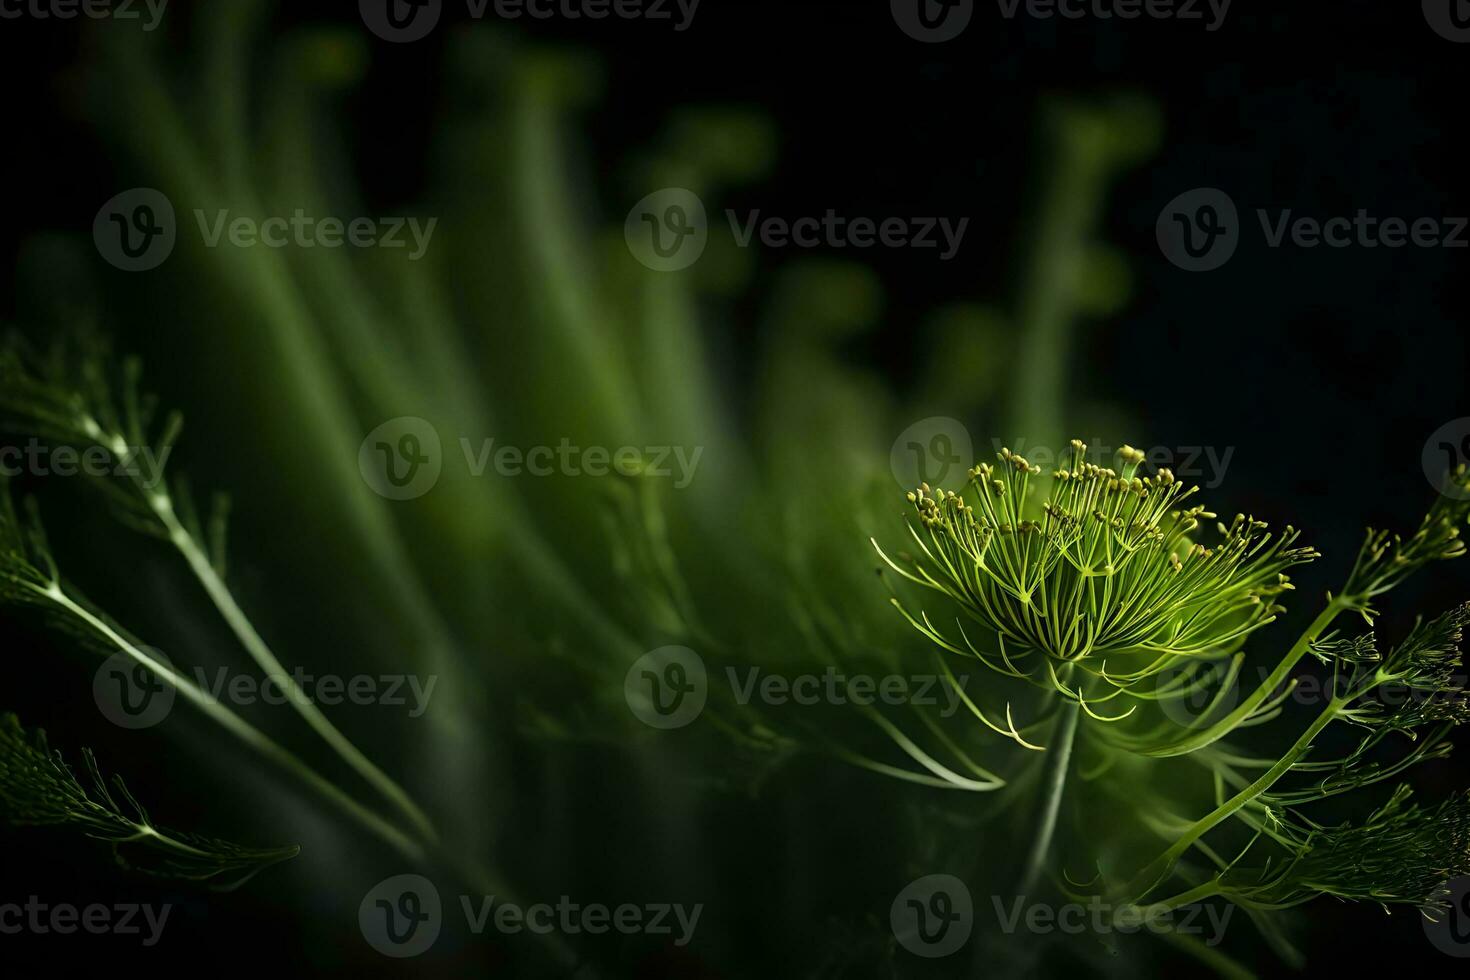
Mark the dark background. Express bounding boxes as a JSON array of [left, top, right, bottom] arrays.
[[1, 0, 1467, 976], [5, 0, 1468, 560]]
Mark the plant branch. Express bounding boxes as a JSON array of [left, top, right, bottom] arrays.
[[149, 493, 438, 845]]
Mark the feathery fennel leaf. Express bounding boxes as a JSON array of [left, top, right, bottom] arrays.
[[0, 713, 300, 890], [1223, 785, 1470, 913], [0, 337, 437, 844], [0, 478, 429, 862]]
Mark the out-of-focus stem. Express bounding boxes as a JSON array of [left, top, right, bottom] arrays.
[[149, 493, 439, 845], [1018, 696, 1080, 896]]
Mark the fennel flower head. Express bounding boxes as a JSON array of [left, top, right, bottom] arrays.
[[880, 440, 1321, 681]]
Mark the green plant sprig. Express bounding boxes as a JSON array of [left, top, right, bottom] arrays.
[[1122, 472, 1470, 760], [1140, 784, 1470, 918], [0, 337, 436, 844], [1118, 603, 1470, 906], [0, 482, 426, 863], [876, 436, 1470, 962], [0, 713, 300, 890]]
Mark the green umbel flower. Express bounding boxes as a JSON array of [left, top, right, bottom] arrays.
[[877, 440, 1319, 684]]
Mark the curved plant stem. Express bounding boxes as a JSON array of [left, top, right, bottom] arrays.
[[1141, 878, 1225, 913], [43, 585, 425, 864], [149, 494, 438, 845], [1140, 599, 1348, 757], [1018, 696, 1081, 896], [1122, 698, 1346, 904]]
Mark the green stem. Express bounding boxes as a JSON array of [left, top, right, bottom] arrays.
[[1140, 878, 1224, 914], [1141, 598, 1348, 757], [1019, 696, 1080, 896], [151, 494, 439, 845], [120, 823, 214, 857], [1123, 697, 1347, 903], [45, 585, 425, 864]]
